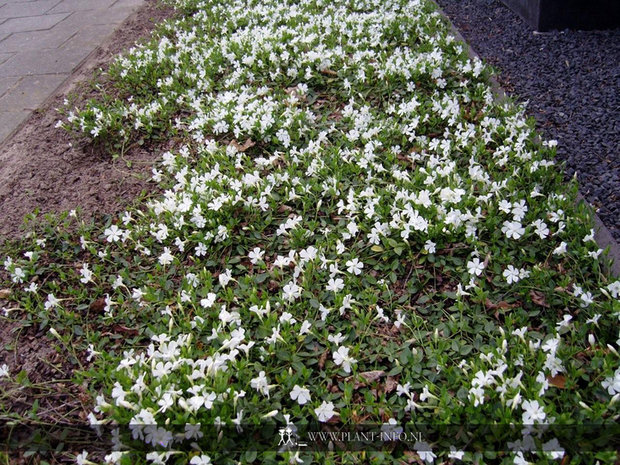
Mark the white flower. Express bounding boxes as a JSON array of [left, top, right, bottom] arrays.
[[448, 446, 465, 460], [414, 441, 436, 463], [466, 257, 485, 276], [602, 368, 620, 395], [326, 277, 345, 293], [328, 332, 346, 345], [333, 346, 357, 373], [501, 220, 525, 240], [513, 451, 530, 465], [419, 385, 436, 402], [335, 240, 345, 254], [314, 401, 337, 422], [12, 267, 25, 283], [279, 312, 296, 324], [553, 242, 567, 255], [290, 385, 311, 405], [104, 225, 123, 243], [299, 320, 312, 335], [499, 199, 512, 214], [532, 219, 549, 239], [299, 246, 318, 263], [189, 455, 211, 465], [512, 327, 528, 340], [583, 229, 595, 242], [282, 281, 302, 301], [250, 371, 271, 397], [439, 187, 465, 204], [555, 314, 572, 331], [580, 291, 594, 307], [219, 269, 233, 287], [76, 451, 91, 465], [607, 281, 620, 298], [521, 399, 546, 424], [503, 265, 520, 284], [79, 264, 94, 284], [248, 247, 265, 264], [0, 364, 9, 378], [158, 247, 174, 266], [44, 294, 60, 310], [396, 382, 411, 397], [511, 200, 528, 221], [345, 258, 363, 275], [200, 293, 217, 308], [424, 240, 436, 254]]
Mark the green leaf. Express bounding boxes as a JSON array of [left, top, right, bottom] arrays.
[[387, 365, 402, 376], [417, 294, 431, 304]]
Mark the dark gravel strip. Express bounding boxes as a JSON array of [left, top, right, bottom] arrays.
[[435, 0, 620, 241]]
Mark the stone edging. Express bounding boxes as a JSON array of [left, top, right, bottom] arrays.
[[431, 0, 620, 277]]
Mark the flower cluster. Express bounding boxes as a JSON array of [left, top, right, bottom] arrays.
[[2, 0, 618, 463]]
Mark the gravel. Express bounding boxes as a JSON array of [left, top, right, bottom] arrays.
[[434, 0, 620, 241]]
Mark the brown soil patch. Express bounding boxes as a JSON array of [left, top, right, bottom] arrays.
[[0, 0, 176, 240], [0, 317, 93, 464], [0, 1, 177, 462]]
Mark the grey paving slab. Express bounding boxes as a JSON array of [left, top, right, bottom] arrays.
[[0, 44, 89, 76], [0, 51, 13, 64], [0, 0, 145, 145], [0, 12, 68, 34], [93, 6, 139, 25], [0, 109, 29, 140], [0, 0, 62, 19], [57, 10, 121, 29], [48, 0, 116, 14], [0, 23, 78, 52], [112, 0, 144, 8], [0, 75, 19, 97], [0, 73, 65, 110], [67, 23, 116, 48]]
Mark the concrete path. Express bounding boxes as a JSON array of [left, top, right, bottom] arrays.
[[0, 0, 144, 143]]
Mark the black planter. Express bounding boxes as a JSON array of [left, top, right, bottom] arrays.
[[501, 0, 620, 31]]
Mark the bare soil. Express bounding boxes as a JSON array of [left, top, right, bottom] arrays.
[[0, 1, 177, 462], [0, 0, 176, 240]]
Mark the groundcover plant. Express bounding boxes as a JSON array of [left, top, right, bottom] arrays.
[[2, 0, 620, 463]]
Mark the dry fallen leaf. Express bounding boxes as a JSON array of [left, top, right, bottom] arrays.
[[345, 370, 385, 389], [318, 350, 329, 370], [89, 297, 106, 314], [530, 290, 550, 308], [547, 374, 567, 389], [485, 299, 517, 310], [112, 324, 139, 336], [0, 289, 11, 299], [384, 376, 399, 394], [328, 110, 343, 121], [326, 413, 340, 424], [230, 138, 255, 152]]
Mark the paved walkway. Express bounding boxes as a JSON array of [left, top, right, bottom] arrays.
[[0, 0, 144, 143]]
